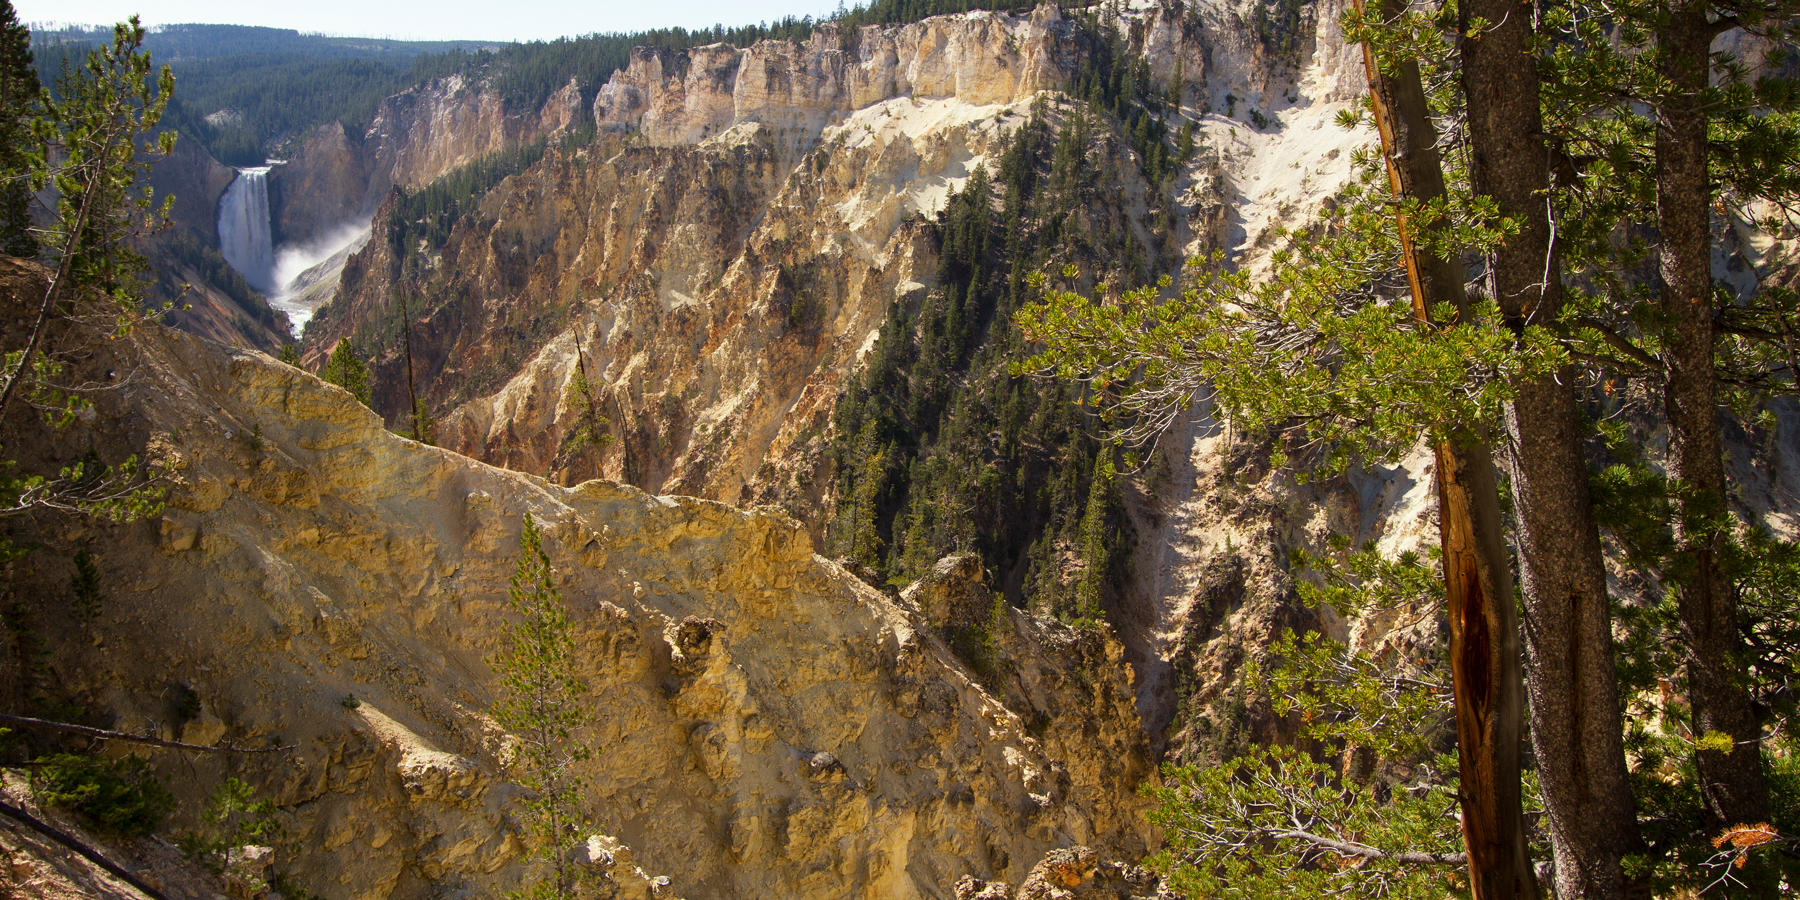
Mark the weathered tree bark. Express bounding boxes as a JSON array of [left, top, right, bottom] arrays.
[[1459, 3, 1641, 898], [1355, 4, 1534, 898], [1655, 0, 1771, 837]]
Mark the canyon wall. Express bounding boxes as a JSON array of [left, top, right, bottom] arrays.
[[305, 1, 1394, 742], [147, 132, 238, 244], [315, 5, 1181, 505], [591, 9, 1078, 156], [268, 121, 370, 249]]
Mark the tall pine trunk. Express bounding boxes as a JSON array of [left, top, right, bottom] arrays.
[[1459, 2, 1640, 898], [1656, 0, 1770, 837], [1355, 4, 1533, 897]]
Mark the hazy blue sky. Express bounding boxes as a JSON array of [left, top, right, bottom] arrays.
[[16, 1, 848, 42]]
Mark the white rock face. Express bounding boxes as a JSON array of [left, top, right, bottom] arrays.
[[594, 8, 1077, 165]]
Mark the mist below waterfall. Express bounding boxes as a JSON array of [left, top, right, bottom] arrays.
[[266, 224, 370, 333], [216, 165, 368, 336]]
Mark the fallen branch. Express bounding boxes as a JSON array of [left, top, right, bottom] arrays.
[[1270, 829, 1468, 866], [0, 714, 292, 754], [0, 798, 168, 899]]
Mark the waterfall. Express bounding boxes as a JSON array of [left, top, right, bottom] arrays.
[[216, 163, 371, 336], [217, 166, 275, 293]]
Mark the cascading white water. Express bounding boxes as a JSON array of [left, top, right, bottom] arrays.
[[217, 166, 275, 293]]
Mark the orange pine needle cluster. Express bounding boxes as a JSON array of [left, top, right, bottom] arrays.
[[1711, 823, 1779, 869]]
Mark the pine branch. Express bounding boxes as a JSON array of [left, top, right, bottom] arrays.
[[1571, 315, 1662, 372]]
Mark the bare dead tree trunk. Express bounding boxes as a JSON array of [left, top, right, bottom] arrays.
[[0, 713, 292, 752], [1459, 3, 1640, 898], [0, 800, 169, 899], [573, 334, 603, 441], [397, 289, 422, 442], [1355, 4, 1534, 897], [1656, 0, 1771, 838]]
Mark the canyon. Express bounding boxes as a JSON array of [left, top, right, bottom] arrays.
[[11, 0, 1799, 897], [168, 0, 1406, 757], [4, 3, 1457, 895]]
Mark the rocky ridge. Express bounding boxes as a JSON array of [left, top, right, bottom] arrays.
[[2, 249, 1152, 897]]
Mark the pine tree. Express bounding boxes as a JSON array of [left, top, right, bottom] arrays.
[[0, 0, 41, 258], [395, 290, 430, 444], [1647, 1, 1776, 848], [1538, 3, 1800, 891], [319, 339, 371, 406], [1072, 448, 1115, 624], [557, 337, 610, 465], [0, 15, 174, 424], [491, 516, 593, 899], [0, 15, 168, 550], [1358, 2, 1537, 893], [1458, 1, 1638, 894], [1148, 628, 1469, 900]]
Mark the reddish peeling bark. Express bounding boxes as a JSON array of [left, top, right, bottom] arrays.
[[1355, 4, 1534, 897]]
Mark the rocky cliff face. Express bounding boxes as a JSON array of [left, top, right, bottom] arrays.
[[269, 121, 370, 249], [147, 133, 238, 244], [315, 0, 1370, 491], [2, 275, 1151, 897], [366, 73, 585, 201], [269, 74, 586, 248], [315, 6, 1166, 503], [147, 242, 294, 353], [342, 93, 1042, 515]]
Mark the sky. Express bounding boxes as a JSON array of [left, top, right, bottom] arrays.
[[15, 0, 848, 43]]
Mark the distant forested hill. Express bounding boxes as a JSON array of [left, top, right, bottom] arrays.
[[30, 25, 493, 165], [30, 23, 492, 61]]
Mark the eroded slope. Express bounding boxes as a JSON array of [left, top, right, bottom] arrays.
[[2, 291, 1149, 898]]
